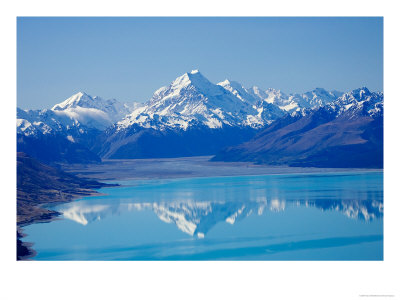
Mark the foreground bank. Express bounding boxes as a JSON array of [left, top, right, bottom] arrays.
[[16, 152, 115, 260]]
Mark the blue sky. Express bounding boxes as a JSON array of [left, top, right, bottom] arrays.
[[17, 17, 383, 109]]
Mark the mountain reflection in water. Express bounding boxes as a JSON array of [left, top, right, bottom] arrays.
[[59, 195, 383, 238], [25, 172, 383, 260]]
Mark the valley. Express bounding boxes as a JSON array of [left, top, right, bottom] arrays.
[[16, 70, 384, 260], [17, 70, 383, 167]]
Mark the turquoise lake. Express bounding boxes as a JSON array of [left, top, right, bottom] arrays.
[[22, 171, 383, 260]]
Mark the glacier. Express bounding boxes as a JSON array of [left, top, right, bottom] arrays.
[[16, 70, 383, 164]]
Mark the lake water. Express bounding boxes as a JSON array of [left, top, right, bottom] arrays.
[[22, 171, 383, 260]]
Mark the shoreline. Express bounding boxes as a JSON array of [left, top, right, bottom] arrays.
[[17, 227, 38, 261], [16, 152, 118, 260], [61, 156, 383, 182], [18, 156, 383, 260], [17, 189, 103, 260]]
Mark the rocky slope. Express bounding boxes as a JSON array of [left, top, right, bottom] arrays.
[[17, 152, 117, 260], [212, 88, 383, 168], [16, 70, 381, 166], [98, 70, 344, 159], [17, 152, 112, 226]]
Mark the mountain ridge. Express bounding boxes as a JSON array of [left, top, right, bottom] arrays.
[[16, 70, 383, 166], [211, 87, 383, 168]]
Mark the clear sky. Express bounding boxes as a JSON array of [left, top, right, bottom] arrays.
[[17, 17, 383, 109]]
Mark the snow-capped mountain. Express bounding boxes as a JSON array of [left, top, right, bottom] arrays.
[[247, 86, 344, 113], [52, 92, 140, 128], [16, 72, 348, 137], [17, 107, 83, 137], [329, 87, 383, 117], [17, 92, 140, 135], [98, 70, 354, 160], [116, 70, 278, 131], [217, 79, 260, 105], [17, 92, 141, 163], [100, 71, 281, 158], [115, 71, 343, 133], [16, 70, 383, 165], [217, 80, 286, 125], [288, 88, 343, 110], [219, 80, 344, 114], [213, 87, 383, 168]]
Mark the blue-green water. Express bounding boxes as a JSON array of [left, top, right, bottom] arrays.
[[22, 171, 383, 260]]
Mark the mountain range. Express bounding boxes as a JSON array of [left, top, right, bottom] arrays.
[[17, 70, 383, 167], [212, 88, 383, 167]]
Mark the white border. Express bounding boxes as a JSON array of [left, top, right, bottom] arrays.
[[1, 1, 399, 299]]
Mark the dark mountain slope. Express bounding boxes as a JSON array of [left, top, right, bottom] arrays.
[[212, 88, 383, 168], [98, 124, 258, 159], [17, 133, 101, 164], [17, 152, 110, 226]]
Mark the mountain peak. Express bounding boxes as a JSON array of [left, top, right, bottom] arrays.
[[354, 86, 371, 94], [219, 79, 230, 85], [314, 87, 328, 92], [165, 70, 217, 95], [75, 91, 86, 97], [339, 87, 372, 102], [52, 92, 93, 110], [355, 87, 372, 99], [218, 79, 243, 89], [186, 69, 208, 82], [217, 79, 261, 105], [71, 91, 90, 99]]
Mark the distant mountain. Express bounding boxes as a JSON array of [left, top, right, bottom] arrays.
[[219, 80, 344, 112], [115, 70, 279, 131], [99, 70, 270, 158], [99, 70, 344, 159], [52, 92, 140, 129], [18, 92, 140, 133], [217, 80, 286, 124], [212, 87, 383, 168], [16, 70, 382, 166], [288, 88, 343, 111], [17, 92, 140, 163]]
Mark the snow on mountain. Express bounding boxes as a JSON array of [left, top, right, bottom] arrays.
[[17, 108, 81, 136], [246, 86, 344, 113], [280, 87, 383, 120], [215, 80, 296, 116], [217, 79, 344, 117], [212, 87, 383, 168], [217, 79, 259, 105], [52, 91, 138, 124], [329, 87, 383, 117], [16, 72, 353, 137], [247, 87, 295, 110], [17, 92, 140, 135], [289, 88, 344, 110], [116, 71, 284, 131], [217, 80, 286, 126], [263, 88, 297, 111], [17, 70, 383, 162], [51, 92, 140, 129]]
